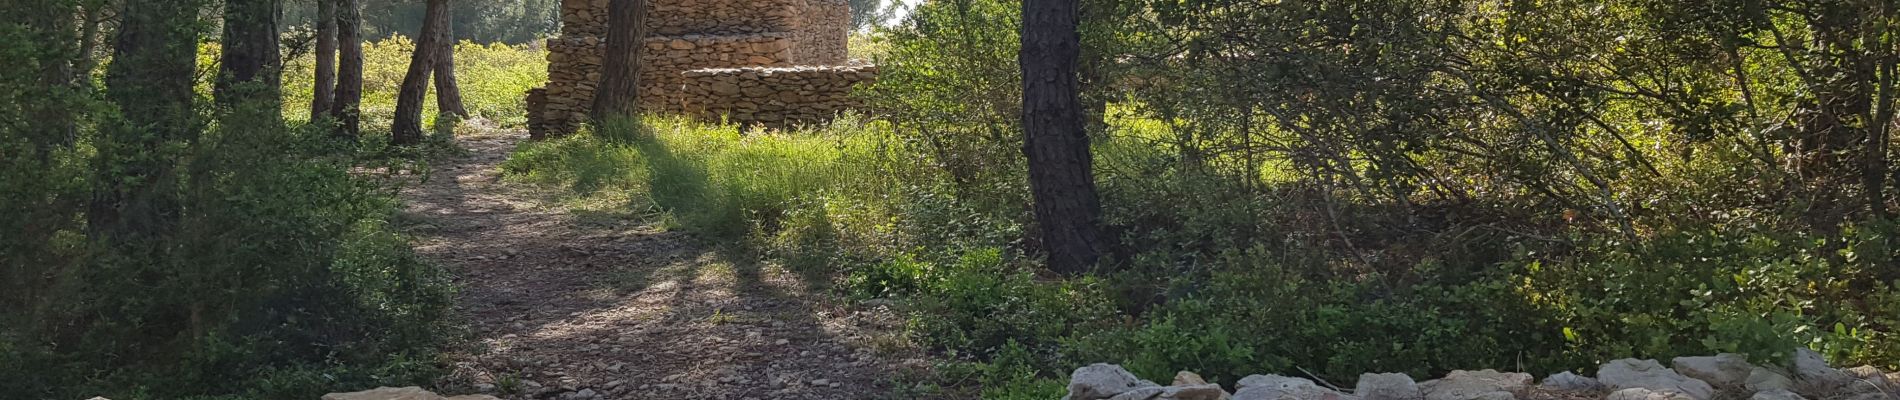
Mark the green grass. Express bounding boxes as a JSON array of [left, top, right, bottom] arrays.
[[278, 36, 548, 128]]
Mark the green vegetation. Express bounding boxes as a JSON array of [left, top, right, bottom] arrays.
[[502, 0, 1900, 397], [278, 36, 548, 127], [7, 0, 1900, 397]]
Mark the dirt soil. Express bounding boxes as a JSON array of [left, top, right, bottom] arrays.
[[401, 132, 925, 400]]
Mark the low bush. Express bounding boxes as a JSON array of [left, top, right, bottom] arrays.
[[1, 114, 455, 399]]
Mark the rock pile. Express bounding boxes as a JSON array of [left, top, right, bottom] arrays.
[[678, 65, 877, 128], [528, 0, 867, 137], [321, 386, 499, 400], [1065, 349, 1900, 400]]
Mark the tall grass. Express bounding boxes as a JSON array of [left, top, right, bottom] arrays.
[[279, 36, 548, 127], [504, 115, 897, 245]]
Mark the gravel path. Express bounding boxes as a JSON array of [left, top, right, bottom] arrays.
[[401, 132, 920, 400]]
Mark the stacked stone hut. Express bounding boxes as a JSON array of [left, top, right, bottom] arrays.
[[526, 0, 878, 137]]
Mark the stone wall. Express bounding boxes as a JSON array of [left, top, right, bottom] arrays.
[[793, 0, 851, 66], [1062, 348, 1900, 400], [677, 65, 877, 127], [529, 0, 870, 137]]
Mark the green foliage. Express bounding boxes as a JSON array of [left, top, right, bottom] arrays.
[[504, 0, 1900, 396], [1, 105, 454, 398], [279, 36, 548, 127]]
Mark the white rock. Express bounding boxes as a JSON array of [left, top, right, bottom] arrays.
[[320, 386, 502, 400], [1596, 359, 1714, 400], [1357, 373, 1422, 400], [1790, 348, 1852, 390], [1840, 366, 1894, 394], [1606, 388, 1696, 400], [1108, 384, 1233, 400], [1745, 367, 1794, 392], [1419, 370, 1531, 400], [1176, 371, 1210, 386], [1541, 372, 1606, 391], [1672, 354, 1755, 387], [1234, 374, 1358, 400], [1066, 364, 1157, 400], [1751, 389, 1806, 400]]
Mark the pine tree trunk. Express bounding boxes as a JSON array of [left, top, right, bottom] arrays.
[[73, 1, 107, 81], [312, 0, 336, 119], [590, 0, 645, 123], [94, 0, 201, 241], [392, 0, 449, 144], [434, 18, 468, 119], [215, 0, 283, 119], [1019, 0, 1103, 274], [330, 0, 364, 136]]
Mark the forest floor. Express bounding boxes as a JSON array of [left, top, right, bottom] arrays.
[[398, 130, 926, 400]]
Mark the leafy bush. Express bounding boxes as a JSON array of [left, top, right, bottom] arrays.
[[0, 113, 455, 399]]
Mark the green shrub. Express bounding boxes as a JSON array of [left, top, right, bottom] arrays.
[[0, 114, 455, 399]]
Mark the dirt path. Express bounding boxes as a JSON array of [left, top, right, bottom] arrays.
[[400, 132, 918, 400]]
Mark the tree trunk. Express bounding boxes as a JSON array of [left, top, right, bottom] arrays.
[[433, 17, 468, 119], [330, 0, 363, 136], [73, 1, 109, 81], [391, 0, 449, 144], [312, 0, 336, 119], [1019, 0, 1103, 274], [214, 0, 283, 119], [590, 0, 645, 124], [94, 0, 201, 241]]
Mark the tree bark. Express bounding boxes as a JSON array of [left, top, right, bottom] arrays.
[[330, 0, 363, 136], [391, 0, 449, 144], [214, 0, 283, 119], [433, 16, 468, 119], [73, 1, 109, 81], [312, 0, 336, 119], [1019, 0, 1104, 274], [590, 0, 645, 124], [94, 0, 201, 241]]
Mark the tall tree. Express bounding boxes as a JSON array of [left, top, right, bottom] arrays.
[[590, 0, 645, 123], [94, 0, 201, 241], [434, 15, 468, 119], [390, 0, 449, 144], [330, 0, 363, 136], [1019, 0, 1103, 274], [20, 0, 80, 156], [214, 0, 282, 117], [312, 0, 336, 118]]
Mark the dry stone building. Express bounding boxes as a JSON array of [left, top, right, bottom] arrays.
[[527, 0, 877, 137]]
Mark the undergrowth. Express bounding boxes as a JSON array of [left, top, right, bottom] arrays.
[[502, 112, 1900, 398]]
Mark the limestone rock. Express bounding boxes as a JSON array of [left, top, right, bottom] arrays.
[[1234, 374, 1357, 400], [1109, 384, 1233, 400], [1672, 354, 1755, 387], [1177, 371, 1211, 386], [320, 386, 501, 400], [1357, 373, 1422, 400], [1606, 388, 1696, 400], [1419, 370, 1531, 400], [1542, 372, 1606, 391], [1745, 367, 1795, 392], [1596, 359, 1714, 400], [1790, 348, 1852, 390], [1066, 363, 1157, 400], [1750, 389, 1806, 400], [1840, 366, 1894, 394]]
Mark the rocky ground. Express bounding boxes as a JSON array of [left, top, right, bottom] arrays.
[[1064, 349, 1900, 400], [396, 131, 926, 400]]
